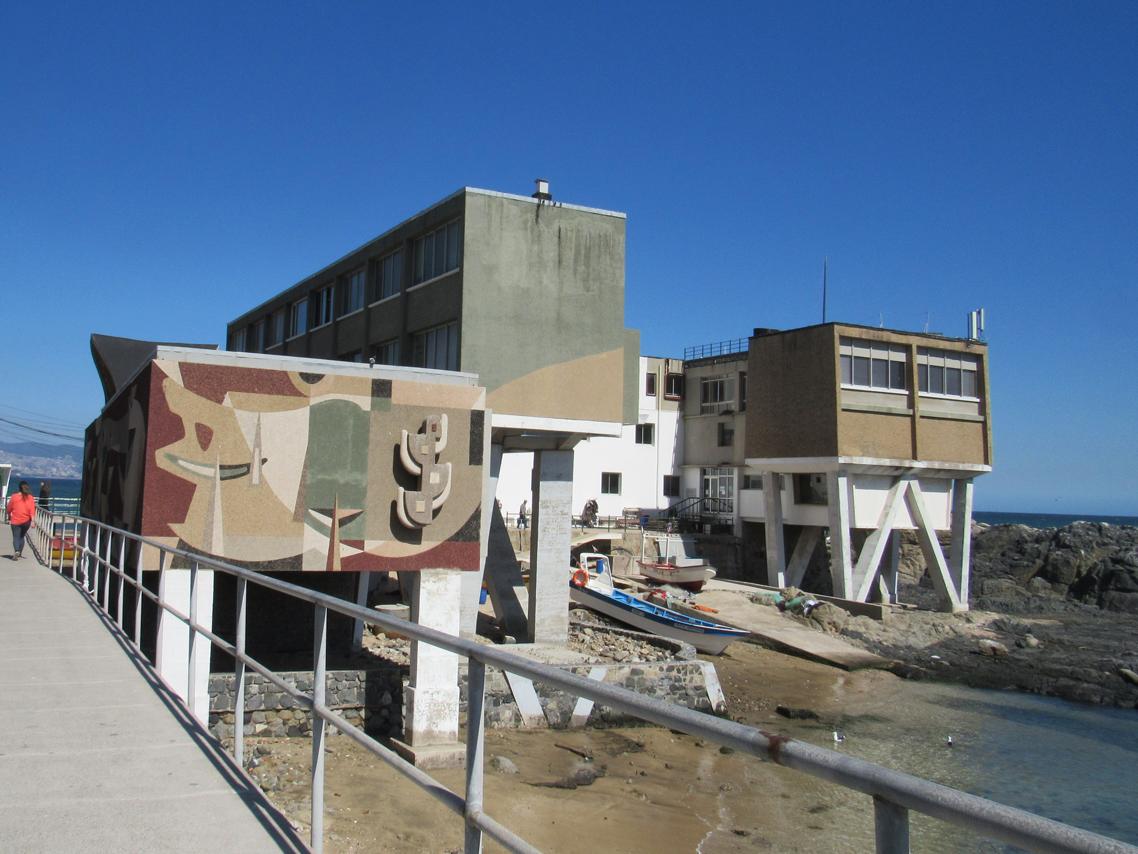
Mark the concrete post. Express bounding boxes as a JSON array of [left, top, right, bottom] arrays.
[[949, 478, 974, 605], [394, 569, 464, 769], [762, 471, 786, 587], [528, 449, 573, 644], [155, 567, 214, 724], [826, 470, 854, 598]]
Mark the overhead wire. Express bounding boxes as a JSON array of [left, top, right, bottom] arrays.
[[0, 416, 84, 443]]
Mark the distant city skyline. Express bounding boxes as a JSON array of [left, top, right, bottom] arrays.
[[1, 2, 1134, 514]]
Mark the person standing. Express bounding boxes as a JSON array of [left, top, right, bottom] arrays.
[[38, 480, 52, 512], [517, 499, 528, 530], [7, 481, 36, 560]]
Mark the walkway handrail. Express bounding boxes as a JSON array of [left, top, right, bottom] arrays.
[[30, 506, 1137, 854]]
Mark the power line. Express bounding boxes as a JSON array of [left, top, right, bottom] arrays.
[[0, 416, 84, 443], [0, 404, 88, 430]]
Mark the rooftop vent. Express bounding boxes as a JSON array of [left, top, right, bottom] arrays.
[[532, 178, 552, 201]]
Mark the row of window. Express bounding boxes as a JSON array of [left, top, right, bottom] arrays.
[[230, 220, 462, 352], [839, 338, 980, 400], [597, 472, 682, 498], [645, 371, 684, 399]]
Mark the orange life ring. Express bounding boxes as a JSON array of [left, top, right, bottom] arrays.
[[571, 568, 589, 587]]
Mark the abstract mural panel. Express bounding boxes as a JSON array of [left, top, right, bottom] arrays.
[[85, 350, 485, 572]]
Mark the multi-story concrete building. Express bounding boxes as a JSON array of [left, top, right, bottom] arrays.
[[743, 323, 992, 609], [227, 183, 641, 644]]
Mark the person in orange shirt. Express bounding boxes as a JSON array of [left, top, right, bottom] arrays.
[[6, 481, 36, 560]]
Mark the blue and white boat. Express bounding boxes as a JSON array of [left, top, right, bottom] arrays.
[[569, 555, 749, 655]]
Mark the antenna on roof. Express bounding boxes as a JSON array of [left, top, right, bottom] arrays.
[[821, 258, 828, 323], [924, 312, 930, 333], [967, 308, 986, 340]]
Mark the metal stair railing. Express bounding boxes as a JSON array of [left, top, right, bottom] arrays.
[[27, 504, 1138, 854]]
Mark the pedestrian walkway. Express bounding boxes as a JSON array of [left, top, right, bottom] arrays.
[[0, 526, 306, 853]]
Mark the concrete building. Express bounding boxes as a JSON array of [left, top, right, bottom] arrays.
[[744, 323, 992, 610], [227, 184, 640, 645]]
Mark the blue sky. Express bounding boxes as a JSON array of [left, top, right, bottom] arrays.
[[2, 2, 1135, 514]]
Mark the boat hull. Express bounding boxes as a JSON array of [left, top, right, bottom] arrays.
[[569, 584, 748, 655], [636, 561, 716, 592]]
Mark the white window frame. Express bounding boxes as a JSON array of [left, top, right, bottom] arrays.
[[411, 321, 459, 371], [839, 337, 908, 394], [312, 284, 335, 329], [917, 347, 981, 400], [601, 471, 621, 495], [634, 423, 655, 445], [700, 375, 735, 415]]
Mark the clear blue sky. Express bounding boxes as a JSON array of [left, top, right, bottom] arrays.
[[2, 2, 1135, 514]]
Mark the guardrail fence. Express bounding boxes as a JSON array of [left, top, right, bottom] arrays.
[[28, 505, 1135, 854]]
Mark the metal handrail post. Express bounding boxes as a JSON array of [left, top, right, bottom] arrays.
[[133, 543, 143, 648], [233, 576, 247, 769], [80, 521, 89, 586], [875, 796, 910, 853], [188, 560, 199, 716], [311, 604, 328, 854], [116, 533, 126, 629], [464, 658, 487, 854], [101, 527, 112, 611], [91, 525, 101, 595]]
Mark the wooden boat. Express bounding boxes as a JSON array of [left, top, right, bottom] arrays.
[[636, 533, 716, 591], [569, 557, 748, 655]]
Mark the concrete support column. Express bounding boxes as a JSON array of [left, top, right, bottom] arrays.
[[460, 433, 497, 637], [949, 478, 974, 605], [762, 471, 786, 588], [155, 567, 214, 724], [396, 569, 463, 769], [528, 449, 573, 644], [826, 470, 854, 598]]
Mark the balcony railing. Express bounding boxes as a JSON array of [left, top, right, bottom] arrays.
[[683, 337, 749, 361]]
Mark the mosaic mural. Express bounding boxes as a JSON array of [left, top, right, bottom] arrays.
[[84, 355, 485, 572]]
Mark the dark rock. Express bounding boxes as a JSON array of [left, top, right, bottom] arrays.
[[775, 705, 819, 720]]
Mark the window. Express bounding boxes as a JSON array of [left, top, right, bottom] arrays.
[[412, 220, 461, 285], [635, 423, 655, 445], [375, 249, 403, 302], [312, 285, 334, 328], [742, 474, 763, 490], [645, 372, 657, 396], [717, 421, 734, 447], [267, 308, 285, 347], [339, 350, 364, 363], [289, 299, 307, 338], [665, 373, 684, 400], [230, 327, 246, 352], [700, 467, 734, 513], [662, 475, 680, 497], [411, 321, 459, 371], [739, 372, 746, 412], [794, 474, 828, 505], [250, 319, 265, 352], [917, 348, 980, 399], [371, 339, 400, 366], [700, 376, 735, 414], [601, 472, 621, 495], [839, 338, 908, 391], [343, 268, 365, 314]]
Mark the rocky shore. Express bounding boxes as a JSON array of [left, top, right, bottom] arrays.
[[802, 521, 1138, 708]]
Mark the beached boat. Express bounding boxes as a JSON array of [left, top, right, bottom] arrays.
[[636, 532, 716, 591], [569, 556, 748, 655]]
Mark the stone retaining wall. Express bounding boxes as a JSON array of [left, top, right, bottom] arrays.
[[207, 658, 725, 739]]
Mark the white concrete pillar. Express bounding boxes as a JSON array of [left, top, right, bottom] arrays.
[[826, 470, 854, 598], [762, 471, 786, 587], [528, 449, 573, 644], [949, 478, 974, 606], [351, 571, 371, 653], [155, 567, 214, 724], [397, 569, 464, 768]]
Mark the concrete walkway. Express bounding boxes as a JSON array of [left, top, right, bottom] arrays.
[[0, 526, 307, 852]]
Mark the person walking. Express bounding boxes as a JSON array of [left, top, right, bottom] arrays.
[[7, 481, 36, 560]]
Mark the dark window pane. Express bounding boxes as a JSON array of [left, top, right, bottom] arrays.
[[871, 358, 888, 388], [433, 228, 446, 276], [413, 240, 424, 283], [890, 360, 906, 390], [918, 363, 928, 392], [930, 365, 944, 394], [946, 367, 962, 396], [853, 356, 870, 386], [962, 370, 977, 398], [446, 221, 460, 269], [840, 354, 851, 384]]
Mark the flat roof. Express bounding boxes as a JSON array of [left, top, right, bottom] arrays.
[[752, 321, 987, 347]]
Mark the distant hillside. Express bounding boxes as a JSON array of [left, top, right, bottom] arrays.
[[0, 441, 83, 478]]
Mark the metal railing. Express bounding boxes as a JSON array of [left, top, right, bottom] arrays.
[[683, 337, 749, 361], [28, 505, 1136, 854]]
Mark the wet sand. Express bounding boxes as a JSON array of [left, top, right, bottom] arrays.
[[244, 644, 989, 853]]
